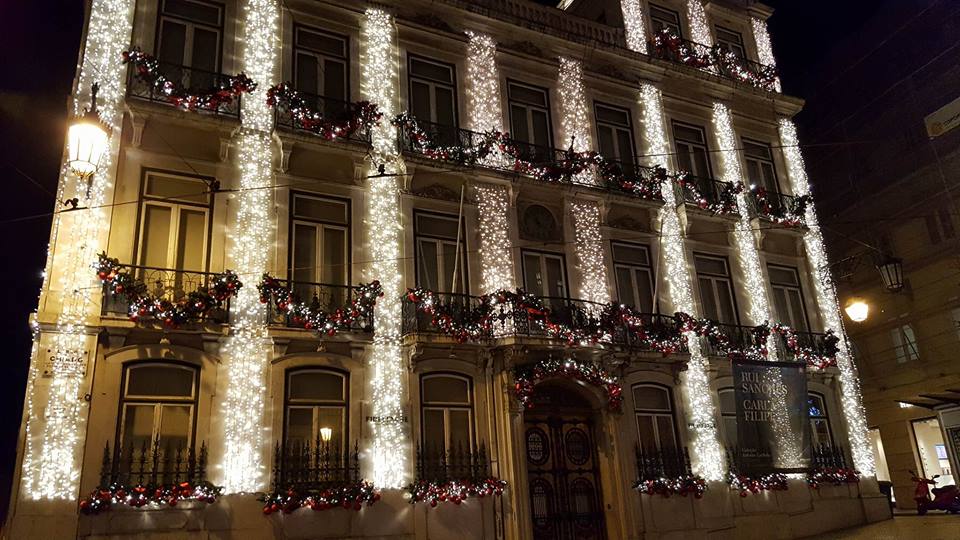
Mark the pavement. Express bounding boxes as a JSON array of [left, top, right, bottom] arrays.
[[806, 514, 959, 539]]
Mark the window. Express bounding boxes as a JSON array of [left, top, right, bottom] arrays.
[[807, 392, 834, 446], [718, 387, 737, 446], [612, 242, 655, 312], [522, 250, 569, 301], [414, 211, 468, 294], [714, 25, 746, 58], [768, 264, 810, 331], [925, 206, 956, 244], [156, 0, 223, 87], [408, 55, 458, 127], [594, 103, 636, 166], [695, 254, 738, 324], [293, 26, 348, 102], [890, 323, 919, 362], [285, 369, 348, 453], [137, 172, 211, 275], [743, 139, 781, 194], [633, 384, 677, 451], [421, 374, 473, 452], [508, 81, 553, 160], [672, 122, 713, 179], [649, 4, 682, 36], [119, 363, 198, 453], [289, 193, 350, 308]]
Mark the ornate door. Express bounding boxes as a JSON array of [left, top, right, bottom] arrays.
[[524, 392, 605, 540]]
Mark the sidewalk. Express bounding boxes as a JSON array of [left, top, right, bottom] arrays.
[[807, 514, 959, 539]]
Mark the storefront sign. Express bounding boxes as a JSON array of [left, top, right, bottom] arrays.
[[733, 359, 811, 474], [42, 349, 88, 377]]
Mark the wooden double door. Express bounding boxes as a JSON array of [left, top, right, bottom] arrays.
[[523, 388, 606, 540]]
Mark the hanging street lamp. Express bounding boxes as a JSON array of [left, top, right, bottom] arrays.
[[67, 83, 110, 181], [875, 256, 904, 293], [844, 298, 870, 322]]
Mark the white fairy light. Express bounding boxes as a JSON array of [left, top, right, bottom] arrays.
[[465, 32, 503, 134], [474, 184, 516, 293], [713, 102, 800, 468], [620, 0, 648, 54], [362, 8, 408, 489], [21, 0, 134, 501], [220, 0, 279, 493], [685, 0, 714, 48], [778, 119, 875, 475], [557, 57, 595, 185], [750, 18, 781, 92], [570, 200, 610, 307], [640, 84, 724, 481]]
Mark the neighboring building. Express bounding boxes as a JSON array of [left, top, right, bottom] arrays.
[[7, 0, 888, 538], [795, 0, 960, 511]]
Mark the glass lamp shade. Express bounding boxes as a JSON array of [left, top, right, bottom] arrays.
[[876, 257, 904, 293], [67, 114, 109, 179], [844, 299, 869, 322], [319, 427, 333, 443]]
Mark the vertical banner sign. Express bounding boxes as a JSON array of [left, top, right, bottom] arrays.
[[733, 359, 811, 474]]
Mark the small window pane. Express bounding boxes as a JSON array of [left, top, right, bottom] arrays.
[[673, 124, 706, 145], [140, 205, 172, 268], [190, 28, 218, 72], [316, 406, 345, 449], [612, 243, 650, 265], [423, 376, 470, 404], [657, 417, 677, 449], [286, 407, 313, 445], [718, 389, 736, 413], [448, 410, 471, 450], [595, 104, 630, 126], [295, 53, 319, 95], [694, 255, 728, 276], [293, 223, 318, 285], [417, 239, 440, 290], [293, 195, 348, 224], [509, 83, 548, 107], [322, 228, 347, 286], [122, 404, 156, 451], [511, 104, 530, 142], [176, 209, 207, 272], [323, 59, 346, 101], [532, 111, 551, 147], [808, 394, 826, 417], [615, 267, 636, 307], [163, 0, 221, 26], [158, 21, 187, 65], [417, 214, 460, 239], [126, 365, 196, 398], [768, 265, 799, 286], [288, 371, 345, 402], [158, 404, 192, 451], [296, 28, 346, 57], [423, 409, 446, 451], [410, 58, 454, 84], [633, 386, 671, 411], [145, 174, 210, 204], [636, 415, 657, 449]]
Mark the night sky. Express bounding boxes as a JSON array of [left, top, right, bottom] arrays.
[[0, 0, 896, 519]]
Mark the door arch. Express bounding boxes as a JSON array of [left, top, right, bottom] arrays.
[[523, 382, 606, 540]]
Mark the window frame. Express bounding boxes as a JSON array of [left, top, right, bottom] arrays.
[[807, 391, 835, 447], [649, 4, 683, 37], [292, 24, 350, 101], [594, 101, 637, 165], [413, 209, 469, 294], [154, 0, 225, 71], [287, 191, 352, 287], [632, 383, 679, 451], [742, 137, 782, 194], [116, 361, 200, 452], [507, 79, 554, 149], [611, 241, 657, 313], [713, 24, 746, 58], [520, 248, 570, 301], [419, 372, 475, 453], [767, 263, 811, 331], [693, 252, 741, 325], [671, 121, 714, 179], [891, 323, 920, 363], [718, 386, 737, 447], [407, 53, 459, 127], [282, 367, 350, 453], [133, 169, 215, 273]]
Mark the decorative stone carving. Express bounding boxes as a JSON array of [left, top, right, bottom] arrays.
[[412, 183, 461, 202], [607, 214, 648, 232], [511, 40, 544, 58], [520, 204, 561, 242], [410, 13, 457, 34]]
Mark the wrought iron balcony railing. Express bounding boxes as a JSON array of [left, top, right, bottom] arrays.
[[699, 322, 834, 361], [675, 174, 740, 214], [635, 444, 693, 481], [99, 439, 209, 488], [649, 30, 779, 92], [398, 119, 490, 167], [274, 91, 372, 144], [415, 443, 493, 483], [747, 189, 808, 226], [101, 264, 231, 324], [264, 278, 374, 332], [810, 443, 848, 469], [271, 439, 361, 493], [126, 61, 242, 118]]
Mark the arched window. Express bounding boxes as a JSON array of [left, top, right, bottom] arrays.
[[633, 384, 678, 450], [718, 387, 737, 447], [119, 362, 199, 453], [285, 368, 348, 453], [420, 373, 473, 452], [808, 392, 834, 446]]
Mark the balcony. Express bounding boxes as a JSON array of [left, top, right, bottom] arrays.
[[264, 279, 375, 333], [401, 292, 684, 352], [126, 61, 242, 119], [271, 440, 361, 493], [274, 90, 372, 144], [398, 119, 490, 167], [649, 30, 779, 92], [414, 443, 494, 484], [98, 439, 210, 489], [747, 189, 809, 226], [101, 265, 231, 324], [700, 322, 836, 363], [634, 444, 693, 481], [675, 174, 740, 215]]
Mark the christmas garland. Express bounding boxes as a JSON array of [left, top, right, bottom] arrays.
[[407, 287, 839, 369], [392, 112, 493, 164], [806, 467, 861, 489], [79, 481, 222, 514], [406, 478, 507, 507], [267, 83, 382, 141], [728, 471, 789, 497], [633, 475, 707, 498], [122, 48, 256, 110], [514, 357, 623, 411], [258, 274, 382, 336], [649, 30, 779, 91], [260, 481, 380, 514], [95, 252, 242, 327], [676, 172, 742, 215], [750, 187, 811, 227]]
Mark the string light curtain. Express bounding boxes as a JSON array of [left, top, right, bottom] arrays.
[[557, 57, 596, 185], [639, 84, 724, 481], [20, 0, 135, 501], [750, 18, 782, 92], [685, 0, 714, 47], [219, 0, 279, 493], [778, 119, 875, 476], [620, 0, 648, 54], [570, 200, 611, 308]]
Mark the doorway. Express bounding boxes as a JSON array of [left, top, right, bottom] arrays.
[[523, 383, 605, 540], [912, 417, 954, 488]]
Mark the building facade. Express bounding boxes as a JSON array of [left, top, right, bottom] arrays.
[[8, 0, 889, 538]]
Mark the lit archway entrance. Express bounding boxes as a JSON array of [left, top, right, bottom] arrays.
[[523, 382, 606, 540]]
